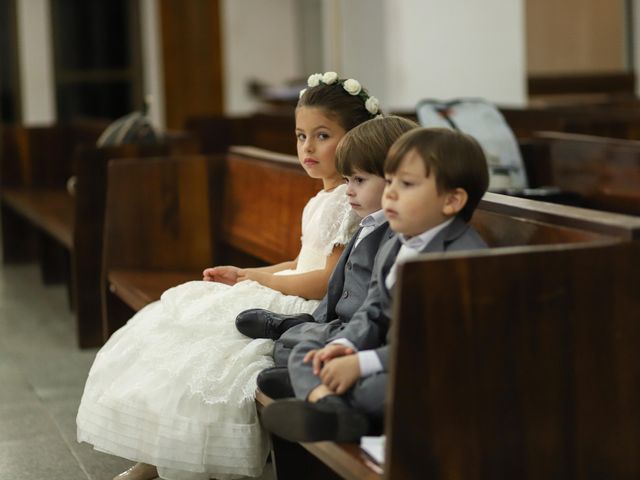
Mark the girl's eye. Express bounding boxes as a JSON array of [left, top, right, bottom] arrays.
[[318, 132, 329, 140], [343, 177, 349, 184], [401, 181, 413, 187], [296, 133, 306, 141], [384, 178, 392, 185], [354, 176, 365, 184]]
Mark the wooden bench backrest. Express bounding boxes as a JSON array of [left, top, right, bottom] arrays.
[[528, 132, 640, 215], [386, 240, 640, 480], [218, 146, 320, 265], [74, 137, 199, 347], [473, 192, 640, 244], [501, 104, 640, 141], [104, 154, 216, 271], [1, 122, 107, 188], [103, 146, 319, 272], [186, 110, 296, 157]]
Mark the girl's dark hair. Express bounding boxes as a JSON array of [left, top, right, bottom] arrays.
[[297, 82, 376, 132], [385, 128, 489, 222], [336, 116, 419, 177]]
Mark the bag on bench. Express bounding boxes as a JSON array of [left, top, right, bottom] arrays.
[[416, 98, 528, 191]]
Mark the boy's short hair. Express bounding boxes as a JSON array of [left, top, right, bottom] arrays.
[[336, 116, 419, 177], [385, 128, 489, 221]]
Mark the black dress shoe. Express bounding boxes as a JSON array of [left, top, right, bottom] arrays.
[[257, 367, 294, 399], [235, 309, 314, 339], [261, 395, 370, 443]]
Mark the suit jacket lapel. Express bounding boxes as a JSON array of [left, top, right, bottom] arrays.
[[421, 217, 469, 254]]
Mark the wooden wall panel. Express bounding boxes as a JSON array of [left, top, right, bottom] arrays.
[[526, 0, 626, 75], [160, 0, 224, 129]]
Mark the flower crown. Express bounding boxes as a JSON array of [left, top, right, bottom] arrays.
[[299, 72, 381, 116]]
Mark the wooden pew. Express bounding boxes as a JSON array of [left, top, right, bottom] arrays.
[[388, 239, 640, 479], [1, 122, 106, 278], [502, 103, 640, 141], [101, 146, 320, 337], [100, 144, 640, 479], [0, 122, 199, 347], [522, 132, 640, 216], [264, 195, 640, 480], [72, 135, 199, 347], [186, 108, 297, 157]]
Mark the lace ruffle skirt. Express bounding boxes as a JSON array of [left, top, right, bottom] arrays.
[[76, 280, 319, 480]]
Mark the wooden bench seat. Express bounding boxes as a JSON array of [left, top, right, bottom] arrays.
[[106, 270, 200, 311], [1, 188, 74, 248], [99, 145, 640, 479]]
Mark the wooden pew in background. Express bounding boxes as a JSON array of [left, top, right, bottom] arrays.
[[388, 239, 640, 480], [0, 122, 199, 347], [186, 108, 297, 156], [1, 122, 106, 280], [521, 131, 640, 216], [501, 102, 640, 141]]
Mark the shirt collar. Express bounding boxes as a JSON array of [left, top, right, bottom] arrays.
[[359, 209, 386, 228], [399, 217, 455, 251]]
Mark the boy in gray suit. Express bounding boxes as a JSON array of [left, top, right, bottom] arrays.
[[261, 127, 490, 442], [235, 116, 419, 396]]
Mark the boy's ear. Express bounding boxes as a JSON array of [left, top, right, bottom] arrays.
[[442, 188, 468, 216]]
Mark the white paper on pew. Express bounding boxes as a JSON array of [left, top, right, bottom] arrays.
[[360, 435, 385, 465]]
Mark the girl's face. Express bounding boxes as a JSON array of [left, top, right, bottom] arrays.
[[344, 169, 386, 218], [295, 106, 347, 190], [382, 150, 453, 237]]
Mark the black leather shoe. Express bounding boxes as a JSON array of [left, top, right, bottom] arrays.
[[257, 367, 294, 399], [235, 309, 314, 339], [261, 396, 370, 443]]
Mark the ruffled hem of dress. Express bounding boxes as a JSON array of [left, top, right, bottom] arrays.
[[76, 396, 269, 478]]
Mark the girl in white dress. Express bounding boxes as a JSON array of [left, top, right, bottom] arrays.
[[76, 73, 382, 480]]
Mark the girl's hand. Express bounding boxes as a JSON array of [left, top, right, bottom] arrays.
[[236, 269, 272, 287], [202, 266, 241, 285], [304, 344, 354, 375], [320, 354, 360, 394]]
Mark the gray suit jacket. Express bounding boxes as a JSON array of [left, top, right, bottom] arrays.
[[312, 222, 394, 323], [328, 216, 488, 369], [274, 222, 393, 366]]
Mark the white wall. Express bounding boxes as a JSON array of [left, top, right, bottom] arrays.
[[140, 0, 166, 129], [335, 0, 527, 111], [221, 0, 301, 114], [16, 0, 56, 125]]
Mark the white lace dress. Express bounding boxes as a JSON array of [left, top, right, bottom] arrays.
[[76, 185, 359, 480]]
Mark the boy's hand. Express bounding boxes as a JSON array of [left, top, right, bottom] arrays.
[[320, 354, 360, 394], [202, 266, 241, 285], [303, 344, 354, 375]]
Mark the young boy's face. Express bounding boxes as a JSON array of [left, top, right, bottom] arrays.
[[383, 150, 457, 237], [344, 169, 386, 218]]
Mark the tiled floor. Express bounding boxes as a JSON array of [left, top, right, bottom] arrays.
[[0, 262, 274, 480]]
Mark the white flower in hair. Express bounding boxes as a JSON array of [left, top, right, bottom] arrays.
[[365, 96, 379, 115], [322, 71, 338, 84], [299, 88, 307, 99], [307, 73, 323, 87], [343, 79, 362, 95]]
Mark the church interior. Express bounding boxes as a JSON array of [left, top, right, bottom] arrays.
[[1, 1, 639, 479]]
